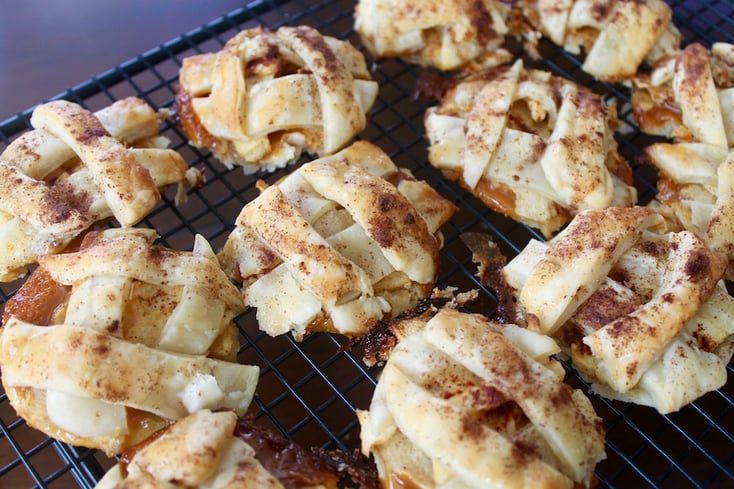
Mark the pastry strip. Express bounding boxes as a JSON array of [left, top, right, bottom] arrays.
[[31, 100, 159, 226]]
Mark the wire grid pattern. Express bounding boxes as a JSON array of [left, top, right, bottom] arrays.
[[0, 0, 732, 487]]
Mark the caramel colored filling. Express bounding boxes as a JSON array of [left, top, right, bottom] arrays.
[[632, 92, 683, 133], [118, 413, 169, 472], [656, 176, 682, 204], [174, 86, 221, 151], [473, 178, 517, 217], [234, 417, 340, 489], [3, 269, 68, 326]]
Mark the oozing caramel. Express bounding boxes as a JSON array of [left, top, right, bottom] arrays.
[[174, 86, 221, 151], [473, 178, 517, 217], [3, 269, 68, 326], [633, 97, 683, 133]]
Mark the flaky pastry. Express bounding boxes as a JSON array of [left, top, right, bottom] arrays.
[[630, 43, 734, 274], [354, 0, 511, 71], [218, 141, 456, 340], [425, 60, 636, 237], [95, 410, 348, 489], [632, 42, 734, 146], [501, 207, 734, 413], [0, 229, 258, 455], [358, 307, 606, 489], [515, 0, 680, 82], [176, 25, 378, 173], [0, 97, 201, 282], [643, 144, 734, 278]]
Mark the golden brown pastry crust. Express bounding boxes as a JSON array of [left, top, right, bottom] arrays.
[[643, 144, 734, 278], [501, 207, 734, 413], [355, 0, 512, 71], [176, 25, 378, 173], [358, 307, 606, 489], [632, 42, 734, 146], [0, 97, 200, 282], [0, 229, 256, 456], [631, 43, 734, 275], [95, 411, 286, 489], [517, 0, 679, 82], [96, 411, 372, 489], [425, 61, 636, 237], [218, 141, 456, 340], [30, 101, 159, 226]]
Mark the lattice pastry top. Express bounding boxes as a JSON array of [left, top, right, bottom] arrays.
[[0, 228, 258, 456], [176, 25, 378, 173], [425, 60, 636, 237], [95, 410, 343, 489], [632, 42, 734, 147], [517, 0, 681, 82], [643, 142, 734, 279], [0, 97, 201, 282], [218, 141, 457, 340], [357, 307, 606, 489], [501, 206, 734, 413], [354, 0, 511, 71], [630, 43, 734, 275]]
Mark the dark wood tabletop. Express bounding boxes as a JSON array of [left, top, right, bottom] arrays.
[[0, 0, 245, 121]]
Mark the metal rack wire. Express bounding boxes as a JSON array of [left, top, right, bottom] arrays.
[[0, 0, 732, 487]]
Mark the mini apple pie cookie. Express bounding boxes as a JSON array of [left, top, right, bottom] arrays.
[[501, 206, 734, 413], [0, 228, 258, 456], [95, 410, 360, 489], [218, 141, 457, 340], [630, 43, 734, 273], [176, 25, 378, 173], [358, 307, 606, 489], [354, 0, 511, 71], [0, 97, 201, 282], [425, 60, 636, 237], [632, 42, 734, 146], [643, 144, 734, 278], [516, 0, 680, 82]]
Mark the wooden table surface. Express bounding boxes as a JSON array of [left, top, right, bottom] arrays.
[[0, 0, 245, 121]]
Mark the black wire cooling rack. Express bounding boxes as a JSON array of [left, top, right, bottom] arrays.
[[1, 0, 733, 487]]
